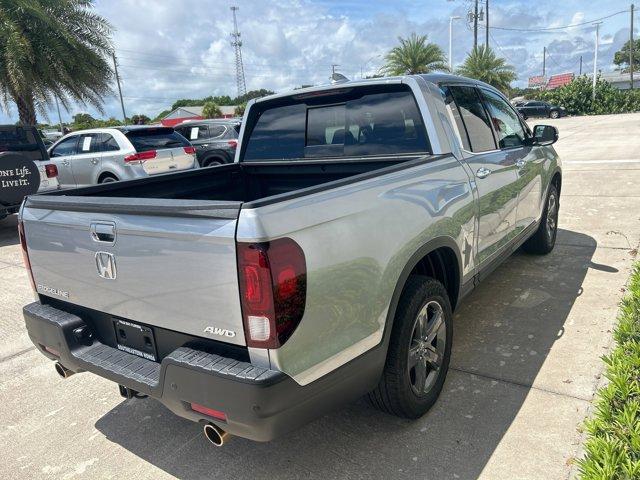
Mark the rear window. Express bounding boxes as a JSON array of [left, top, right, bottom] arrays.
[[243, 86, 430, 161], [0, 126, 46, 160], [125, 128, 189, 152]]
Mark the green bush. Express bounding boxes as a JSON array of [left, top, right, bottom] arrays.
[[538, 76, 640, 116], [578, 263, 640, 479]]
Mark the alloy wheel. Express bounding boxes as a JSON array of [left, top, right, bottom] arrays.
[[408, 300, 446, 396]]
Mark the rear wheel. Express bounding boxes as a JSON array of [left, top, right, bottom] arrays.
[[523, 184, 559, 254], [368, 276, 452, 418], [202, 158, 223, 167], [99, 174, 118, 184], [549, 110, 560, 119]]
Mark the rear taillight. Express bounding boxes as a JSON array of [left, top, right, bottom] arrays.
[[45, 164, 58, 178], [237, 238, 306, 349], [183, 146, 196, 155], [18, 220, 36, 292], [227, 140, 238, 149], [190, 403, 226, 421], [124, 150, 157, 164]]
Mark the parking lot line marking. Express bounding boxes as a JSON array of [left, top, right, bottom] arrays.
[[564, 159, 640, 164]]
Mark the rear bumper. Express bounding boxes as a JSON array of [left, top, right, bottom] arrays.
[[23, 302, 381, 441]]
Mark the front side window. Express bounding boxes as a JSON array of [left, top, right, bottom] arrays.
[[243, 86, 430, 161], [480, 89, 526, 149], [447, 86, 496, 153], [50, 136, 79, 157]]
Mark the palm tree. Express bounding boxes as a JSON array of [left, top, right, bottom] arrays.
[[457, 45, 516, 92], [202, 102, 222, 119], [383, 33, 449, 75], [0, 0, 114, 125]]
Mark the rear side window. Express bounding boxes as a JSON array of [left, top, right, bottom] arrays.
[[77, 133, 102, 154], [50, 136, 79, 157], [99, 133, 120, 152], [446, 86, 496, 153], [243, 86, 429, 161], [125, 128, 189, 152]]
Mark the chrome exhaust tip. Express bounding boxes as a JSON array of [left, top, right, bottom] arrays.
[[203, 423, 231, 447], [54, 362, 75, 379]]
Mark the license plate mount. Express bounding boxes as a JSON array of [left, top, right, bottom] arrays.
[[113, 319, 157, 361]]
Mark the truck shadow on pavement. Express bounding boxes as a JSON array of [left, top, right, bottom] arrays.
[[95, 229, 611, 480], [0, 215, 19, 248]]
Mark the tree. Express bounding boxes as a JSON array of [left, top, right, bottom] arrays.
[[456, 46, 516, 92], [383, 33, 449, 75], [234, 103, 246, 116], [613, 39, 640, 72], [130, 114, 150, 125], [0, 0, 114, 125], [202, 102, 222, 119]]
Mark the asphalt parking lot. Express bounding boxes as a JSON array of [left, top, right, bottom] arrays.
[[1, 113, 639, 480]]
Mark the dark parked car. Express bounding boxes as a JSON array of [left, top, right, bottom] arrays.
[[515, 100, 565, 120], [174, 119, 240, 167]]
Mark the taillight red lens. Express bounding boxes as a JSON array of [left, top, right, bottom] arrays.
[[227, 140, 238, 149], [237, 238, 306, 349], [190, 403, 226, 421], [45, 164, 58, 178], [18, 220, 36, 292], [124, 150, 157, 163], [183, 146, 196, 155]]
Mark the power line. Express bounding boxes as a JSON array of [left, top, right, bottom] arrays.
[[490, 9, 628, 32]]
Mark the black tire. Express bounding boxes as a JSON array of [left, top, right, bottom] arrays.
[[202, 157, 223, 167], [368, 275, 453, 419], [523, 183, 559, 254], [99, 174, 118, 184], [520, 112, 528, 121], [549, 110, 560, 119]]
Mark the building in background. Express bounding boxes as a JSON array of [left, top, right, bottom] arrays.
[[161, 105, 238, 127], [528, 73, 574, 91], [596, 72, 640, 90]]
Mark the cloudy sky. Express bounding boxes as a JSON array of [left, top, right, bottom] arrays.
[[0, 0, 634, 124]]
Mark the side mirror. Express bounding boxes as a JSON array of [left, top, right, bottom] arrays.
[[532, 125, 558, 146]]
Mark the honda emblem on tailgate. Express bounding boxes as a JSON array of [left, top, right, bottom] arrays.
[[95, 251, 117, 280]]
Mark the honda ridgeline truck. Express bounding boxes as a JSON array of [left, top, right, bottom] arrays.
[[19, 74, 561, 446]]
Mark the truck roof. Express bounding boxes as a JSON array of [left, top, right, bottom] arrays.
[[253, 73, 500, 105]]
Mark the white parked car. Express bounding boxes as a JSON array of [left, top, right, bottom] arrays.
[[47, 126, 197, 188]]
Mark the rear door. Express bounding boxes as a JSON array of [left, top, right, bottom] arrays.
[[442, 85, 520, 267], [71, 133, 102, 187], [124, 128, 195, 175], [48, 135, 79, 188]]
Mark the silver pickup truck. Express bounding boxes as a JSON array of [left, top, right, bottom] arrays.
[[19, 74, 561, 446]]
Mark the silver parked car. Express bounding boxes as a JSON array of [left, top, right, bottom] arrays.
[[47, 126, 197, 188]]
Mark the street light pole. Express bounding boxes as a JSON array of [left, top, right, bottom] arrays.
[[449, 16, 461, 70], [592, 22, 602, 101]]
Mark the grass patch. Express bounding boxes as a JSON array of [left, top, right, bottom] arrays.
[[578, 263, 640, 479]]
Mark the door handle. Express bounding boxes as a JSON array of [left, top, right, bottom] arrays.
[[91, 158, 99, 165], [62, 160, 70, 166], [476, 167, 492, 179], [516, 159, 527, 169]]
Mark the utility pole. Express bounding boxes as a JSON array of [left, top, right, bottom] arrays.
[[449, 16, 461, 70], [112, 52, 127, 122], [579, 55, 583, 75], [593, 22, 602, 101], [630, 4, 635, 90], [54, 96, 64, 134], [473, 0, 479, 49], [485, 0, 489, 48], [230, 6, 247, 98], [543, 46, 546, 76]]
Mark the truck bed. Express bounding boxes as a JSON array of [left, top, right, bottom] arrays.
[[33, 156, 424, 206]]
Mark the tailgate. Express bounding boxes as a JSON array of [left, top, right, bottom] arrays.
[[143, 147, 195, 176], [21, 196, 246, 346]]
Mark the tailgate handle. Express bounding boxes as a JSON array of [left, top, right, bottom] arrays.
[[90, 222, 116, 244]]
